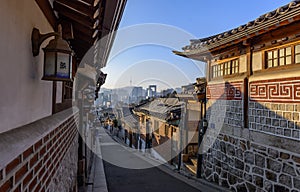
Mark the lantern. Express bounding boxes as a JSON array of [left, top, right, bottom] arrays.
[[31, 25, 73, 81]]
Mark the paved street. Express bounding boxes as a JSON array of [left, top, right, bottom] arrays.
[[103, 160, 201, 192], [95, 128, 224, 192]]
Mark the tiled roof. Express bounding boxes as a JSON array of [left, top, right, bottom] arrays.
[[179, 1, 300, 54], [134, 98, 182, 121], [119, 106, 139, 129]]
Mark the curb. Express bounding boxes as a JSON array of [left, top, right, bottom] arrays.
[[87, 128, 108, 192]]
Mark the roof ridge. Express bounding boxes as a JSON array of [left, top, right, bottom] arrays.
[[183, 1, 300, 51]]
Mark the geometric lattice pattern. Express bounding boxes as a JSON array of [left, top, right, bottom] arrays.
[[250, 78, 300, 103], [207, 81, 243, 100]]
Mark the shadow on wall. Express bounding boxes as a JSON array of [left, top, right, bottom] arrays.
[[201, 81, 300, 192]]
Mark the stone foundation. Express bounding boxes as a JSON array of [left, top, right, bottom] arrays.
[[202, 132, 300, 192]]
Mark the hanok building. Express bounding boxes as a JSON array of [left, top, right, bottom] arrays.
[[133, 98, 183, 162], [175, 2, 300, 192], [0, 0, 126, 191]]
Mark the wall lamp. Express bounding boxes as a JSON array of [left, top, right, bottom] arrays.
[[31, 25, 73, 81]]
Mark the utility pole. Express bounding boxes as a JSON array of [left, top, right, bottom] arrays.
[[177, 101, 187, 171], [196, 93, 207, 178]]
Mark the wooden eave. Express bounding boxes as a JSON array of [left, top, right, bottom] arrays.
[[53, 1, 97, 29], [36, 0, 126, 64]]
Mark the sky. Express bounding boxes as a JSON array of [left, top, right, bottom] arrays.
[[102, 0, 292, 91]]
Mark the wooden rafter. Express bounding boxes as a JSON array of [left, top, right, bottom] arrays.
[[55, 0, 96, 19], [53, 1, 96, 29], [72, 22, 95, 38], [35, 0, 57, 29], [73, 29, 96, 45], [81, 0, 98, 6]]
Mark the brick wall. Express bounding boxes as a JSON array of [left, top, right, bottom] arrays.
[[0, 109, 79, 192]]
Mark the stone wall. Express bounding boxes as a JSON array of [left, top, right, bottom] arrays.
[[202, 133, 300, 192], [206, 99, 244, 130], [249, 101, 300, 139], [202, 78, 300, 191], [249, 77, 300, 139]]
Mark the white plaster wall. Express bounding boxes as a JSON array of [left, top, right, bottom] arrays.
[[239, 54, 247, 73], [0, 0, 54, 133], [252, 52, 263, 71], [56, 82, 63, 103]]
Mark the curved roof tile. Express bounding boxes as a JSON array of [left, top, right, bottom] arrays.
[[184, 1, 300, 52]]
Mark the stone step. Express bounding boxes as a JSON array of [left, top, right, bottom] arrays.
[[190, 158, 197, 166], [185, 163, 197, 175]]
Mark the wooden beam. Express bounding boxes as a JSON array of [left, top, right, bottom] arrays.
[[53, 1, 96, 29], [55, 0, 96, 19], [72, 22, 95, 37], [81, 0, 95, 6], [71, 43, 89, 60], [35, 0, 57, 29], [73, 29, 96, 45], [93, 0, 101, 7]]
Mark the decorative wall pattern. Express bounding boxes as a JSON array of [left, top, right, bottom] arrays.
[[207, 82, 243, 100], [250, 78, 300, 103]]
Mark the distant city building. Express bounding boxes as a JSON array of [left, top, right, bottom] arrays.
[[130, 86, 144, 104], [161, 88, 176, 97], [146, 85, 157, 98]]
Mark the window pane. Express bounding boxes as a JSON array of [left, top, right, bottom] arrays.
[[274, 59, 278, 67], [296, 54, 300, 64], [279, 58, 284, 66], [268, 60, 272, 68], [279, 49, 285, 57], [286, 56, 291, 65], [220, 65, 223, 76], [268, 51, 272, 59], [286, 47, 291, 55], [232, 67, 236, 74], [273, 50, 278, 58], [295, 45, 300, 54]]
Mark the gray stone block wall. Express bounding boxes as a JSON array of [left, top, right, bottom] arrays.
[[249, 102, 300, 140], [206, 100, 244, 129], [202, 133, 300, 192], [203, 98, 300, 192]]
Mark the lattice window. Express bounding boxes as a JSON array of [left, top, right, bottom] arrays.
[[296, 44, 300, 64], [267, 46, 292, 68], [211, 59, 239, 79], [231, 59, 239, 74], [224, 61, 231, 75]]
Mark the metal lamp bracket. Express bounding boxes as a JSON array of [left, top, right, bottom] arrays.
[[31, 28, 59, 56]]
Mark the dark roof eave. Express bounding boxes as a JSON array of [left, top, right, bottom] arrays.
[[173, 50, 209, 62]]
